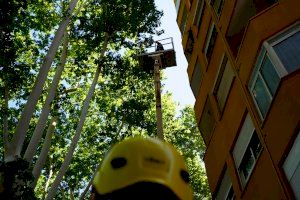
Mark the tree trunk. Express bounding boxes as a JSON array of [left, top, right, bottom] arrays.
[[61, 187, 67, 200], [42, 162, 54, 200], [23, 32, 69, 163], [32, 116, 57, 188], [3, 84, 14, 162], [10, 0, 79, 160], [70, 189, 75, 200], [79, 165, 100, 200], [45, 34, 109, 200], [79, 178, 93, 200]]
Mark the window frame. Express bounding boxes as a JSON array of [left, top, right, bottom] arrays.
[[215, 167, 235, 200], [193, 0, 205, 29], [249, 49, 277, 119], [175, 0, 181, 13], [199, 97, 216, 145], [213, 53, 235, 114], [191, 57, 204, 98], [226, 186, 235, 200], [249, 23, 300, 120], [237, 131, 262, 185], [204, 22, 218, 62], [180, 5, 189, 35], [184, 30, 195, 62], [282, 130, 300, 199], [232, 114, 263, 187], [210, 0, 225, 18]]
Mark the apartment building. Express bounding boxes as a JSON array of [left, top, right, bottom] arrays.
[[175, 0, 300, 199]]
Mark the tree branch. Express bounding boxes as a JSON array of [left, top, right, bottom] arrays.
[[3, 84, 9, 150], [79, 165, 100, 200], [24, 31, 69, 162], [10, 0, 79, 159], [32, 116, 57, 188], [45, 33, 109, 200], [42, 158, 53, 200]]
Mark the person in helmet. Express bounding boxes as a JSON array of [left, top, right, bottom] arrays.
[[91, 137, 193, 200], [155, 41, 164, 51]]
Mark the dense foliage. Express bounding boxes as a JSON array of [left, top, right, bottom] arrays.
[[0, 0, 210, 199]]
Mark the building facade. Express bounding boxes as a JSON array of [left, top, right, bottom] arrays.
[[175, 0, 300, 199]]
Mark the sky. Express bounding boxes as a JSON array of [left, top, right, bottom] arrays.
[[154, 0, 195, 109]]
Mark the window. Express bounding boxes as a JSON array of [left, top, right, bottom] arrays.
[[272, 29, 300, 73], [210, 0, 225, 17], [283, 131, 300, 199], [226, 187, 235, 200], [180, 6, 189, 34], [175, 0, 181, 13], [233, 114, 262, 186], [249, 24, 300, 119], [213, 54, 235, 112], [193, 0, 205, 28], [185, 30, 194, 62], [215, 168, 235, 200], [204, 23, 218, 62], [199, 98, 215, 145], [191, 58, 203, 97], [226, 0, 278, 57]]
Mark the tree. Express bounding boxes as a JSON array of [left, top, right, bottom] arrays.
[[0, 0, 79, 197], [45, 1, 162, 198], [0, 0, 34, 162], [33, 50, 156, 198], [164, 105, 211, 199], [10, 0, 80, 160]]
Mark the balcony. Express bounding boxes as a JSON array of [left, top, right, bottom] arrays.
[[226, 0, 278, 57]]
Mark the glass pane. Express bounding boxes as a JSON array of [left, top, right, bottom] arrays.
[[216, 169, 233, 200], [252, 76, 272, 118], [226, 186, 235, 200], [180, 6, 189, 34], [199, 99, 215, 145], [260, 55, 280, 96], [290, 165, 300, 200], [194, 0, 204, 26], [198, 3, 206, 28], [283, 131, 300, 199], [239, 148, 255, 180], [191, 59, 203, 97], [233, 114, 255, 167], [213, 0, 224, 17], [273, 31, 300, 73], [283, 131, 300, 181], [217, 60, 234, 111], [249, 131, 262, 158], [206, 25, 218, 60]]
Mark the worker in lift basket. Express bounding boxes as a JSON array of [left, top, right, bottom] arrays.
[[155, 41, 164, 51], [90, 137, 193, 200]]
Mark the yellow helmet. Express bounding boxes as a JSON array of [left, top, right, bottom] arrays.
[[92, 137, 193, 200]]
